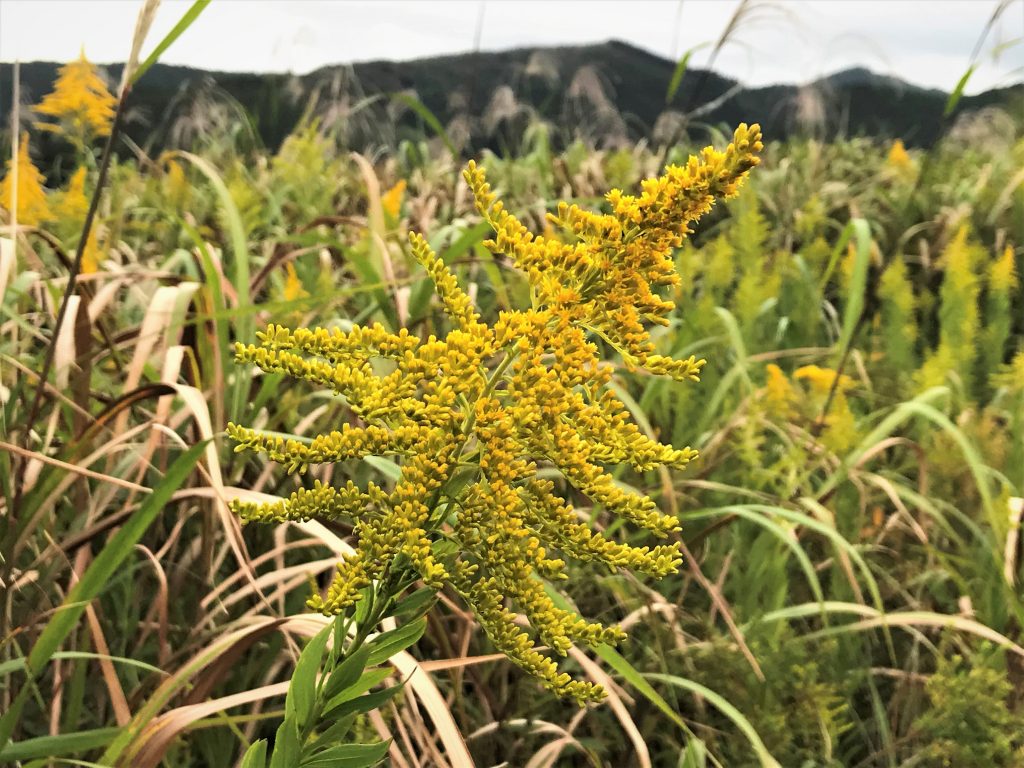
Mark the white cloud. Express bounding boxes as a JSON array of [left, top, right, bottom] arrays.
[[1, 0, 1020, 93]]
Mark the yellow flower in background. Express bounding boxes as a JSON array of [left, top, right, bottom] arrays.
[[48, 167, 105, 272], [989, 245, 1018, 293], [794, 364, 854, 395], [992, 350, 1024, 393], [795, 365, 857, 453], [230, 125, 763, 703], [51, 166, 90, 224], [763, 363, 796, 419], [381, 179, 406, 220], [887, 138, 913, 173], [163, 159, 191, 209], [282, 261, 308, 303], [0, 136, 52, 226], [78, 228, 101, 274], [35, 50, 117, 143]]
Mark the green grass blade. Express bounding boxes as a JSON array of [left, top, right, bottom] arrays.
[[0, 442, 206, 749], [130, 0, 213, 86], [0, 728, 120, 762], [174, 151, 252, 421], [683, 507, 825, 606], [645, 673, 781, 767], [835, 217, 871, 359], [390, 93, 457, 158], [944, 65, 976, 116]]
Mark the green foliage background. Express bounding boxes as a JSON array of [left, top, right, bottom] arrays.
[[1, 39, 1023, 767]]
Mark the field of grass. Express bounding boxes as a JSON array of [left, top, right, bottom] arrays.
[[2, 12, 1024, 768]]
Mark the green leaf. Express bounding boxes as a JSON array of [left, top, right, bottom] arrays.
[[0, 443, 206, 749], [835, 218, 871, 359], [390, 93, 457, 157], [0, 650, 165, 679], [324, 686, 402, 720], [362, 456, 402, 483], [439, 221, 492, 263], [174, 151, 252, 421], [302, 740, 391, 767], [0, 728, 119, 762], [594, 643, 689, 732], [323, 668, 393, 715], [544, 587, 695, 736], [944, 65, 976, 116], [131, 0, 213, 85], [175, 214, 230, 408], [392, 587, 437, 622], [268, 718, 301, 768], [307, 715, 356, 751], [287, 621, 332, 731], [666, 48, 696, 103], [682, 506, 824, 607], [323, 645, 372, 701], [365, 618, 426, 666], [646, 673, 781, 767], [241, 739, 269, 768], [678, 738, 708, 768]]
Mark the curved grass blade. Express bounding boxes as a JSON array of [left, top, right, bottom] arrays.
[[645, 673, 781, 767], [0, 442, 207, 750]]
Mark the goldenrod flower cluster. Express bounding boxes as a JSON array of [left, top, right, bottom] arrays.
[[34, 50, 117, 143], [0, 137, 52, 226], [758, 363, 859, 453], [229, 125, 762, 702], [886, 138, 915, 176]]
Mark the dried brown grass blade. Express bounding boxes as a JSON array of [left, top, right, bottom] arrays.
[[567, 647, 650, 768], [131, 682, 289, 768]]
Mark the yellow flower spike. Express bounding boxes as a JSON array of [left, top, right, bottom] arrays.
[[0, 136, 52, 226], [282, 262, 308, 303], [51, 166, 90, 223], [34, 50, 117, 143], [886, 138, 914, 174], [164, 159, 190, 208], [990, 245, 1018, 293], [763, 363, 796, 419], [794, 364, 854, 395], [231, 127, 761, 704], [381, 179, 406, 220], [409, 232, 483, 332], [78, 228, 102, 274]]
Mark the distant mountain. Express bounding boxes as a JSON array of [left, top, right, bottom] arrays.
[[815, 67, 916, 91], [1, 40, 1021, 160]]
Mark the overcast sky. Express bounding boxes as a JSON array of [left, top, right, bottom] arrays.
[[1, 1, 1022, 94]]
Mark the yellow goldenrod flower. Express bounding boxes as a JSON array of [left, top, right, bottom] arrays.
[[381, 179, 406, 220], [0, 136, 52, 226], [48, 166, 104, 272], [982, 245, 1018, 382], [916, 225, 982, 392], [51, 166, 90, 224], [992, 350, 1024, 393], [163, 159, 190, 209], [763, 363, 796, 419], [794, 364, 854, 395], [283, 262, 308, 303], [35, 50, 117, 143], [795, 365, 857, 453], [886, 138, 914, 174], [78, 228, 101, 274], [990, 245, 1018, 293], [230, 124, 762, 703], [878, 257, 917, 375]]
